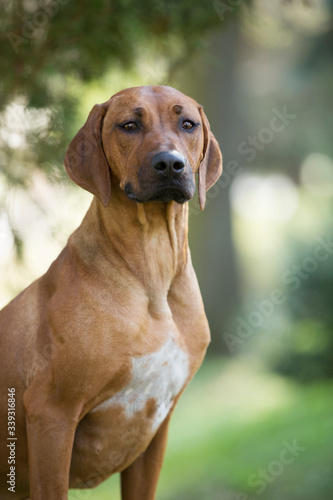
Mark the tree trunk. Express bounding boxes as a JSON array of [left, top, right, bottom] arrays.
[[178, 22, 244, 354]]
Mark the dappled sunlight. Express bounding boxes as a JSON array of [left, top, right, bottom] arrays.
[[231, 172, 333, 294], [0, 98, 52, 149], [0, 172, 92, 307]]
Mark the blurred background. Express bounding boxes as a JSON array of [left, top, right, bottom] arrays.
[[1, 0, 333, 498]]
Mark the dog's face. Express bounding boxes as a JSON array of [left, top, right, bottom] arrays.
[[102, 86, 203, 204], [65, 85, 222, 210]]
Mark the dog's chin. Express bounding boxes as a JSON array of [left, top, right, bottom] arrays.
[[125, 185, 193, 204]]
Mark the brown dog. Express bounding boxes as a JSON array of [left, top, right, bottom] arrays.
[[0, 85, 222, 499]]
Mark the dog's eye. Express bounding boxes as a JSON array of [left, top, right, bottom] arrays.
[[182, 120, 195, 130], [122, 122, 138, 131]]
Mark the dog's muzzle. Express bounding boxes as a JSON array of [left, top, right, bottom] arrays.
[[125, 150, 195, 204]]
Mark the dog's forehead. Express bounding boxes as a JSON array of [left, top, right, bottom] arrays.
[[105, 85, 199, 119]]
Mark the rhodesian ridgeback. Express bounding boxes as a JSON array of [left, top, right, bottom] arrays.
[[0, 85, 222, 499]]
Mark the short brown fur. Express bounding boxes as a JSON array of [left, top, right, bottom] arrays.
[[0, 86, 222, 500]]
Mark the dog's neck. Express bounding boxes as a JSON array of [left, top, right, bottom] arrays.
[[78, 186, 189, 310]]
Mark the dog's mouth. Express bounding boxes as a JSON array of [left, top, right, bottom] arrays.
[[147, 187, 190, 203], [125, 184, 192, 204]]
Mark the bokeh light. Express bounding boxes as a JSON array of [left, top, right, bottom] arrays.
[[300, 153, 333, 197], [230, 173, 299, 223]]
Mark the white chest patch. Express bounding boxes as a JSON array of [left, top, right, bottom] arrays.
[[91, 337, 190, 431]]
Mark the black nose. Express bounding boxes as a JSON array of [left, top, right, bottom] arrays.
[[152, 150, 186, 176]]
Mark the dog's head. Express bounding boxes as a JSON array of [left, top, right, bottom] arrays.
[[64, 86, 222, 210]]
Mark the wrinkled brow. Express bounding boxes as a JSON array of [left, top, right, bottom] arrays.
[[172, 105, 183, 114], [134, 107, 144, 117]]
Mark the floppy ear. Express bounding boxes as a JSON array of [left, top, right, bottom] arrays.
[[64, 102, 111, 207], [198, 106, 223, 210]]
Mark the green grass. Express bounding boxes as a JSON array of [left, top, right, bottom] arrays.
[[69, 359, 333, 500]]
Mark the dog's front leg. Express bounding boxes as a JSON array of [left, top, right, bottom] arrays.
[[23, 385, 80, 499], [120, 414, 171, 500]]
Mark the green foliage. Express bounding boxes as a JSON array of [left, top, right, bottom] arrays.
[[0, 0, 249, 262], [0, 0, 249, 187], [1, 0, 244, 110], [274, 231, 333, 381]]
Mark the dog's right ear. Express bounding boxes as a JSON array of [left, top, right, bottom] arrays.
[[64, 102, 111, 207]]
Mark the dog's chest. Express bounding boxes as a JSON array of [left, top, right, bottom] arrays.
[[91, 336, 190, 431]]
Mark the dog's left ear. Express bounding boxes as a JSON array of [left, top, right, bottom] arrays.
[[64, 102, 111, 207], [198, 106, 223, 210]]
